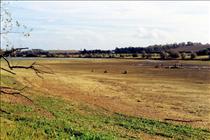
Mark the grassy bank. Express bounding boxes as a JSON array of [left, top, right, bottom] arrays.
[[1, 94, 210, 140]]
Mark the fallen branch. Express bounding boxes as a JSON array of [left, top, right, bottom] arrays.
[[0, 109, 10, 114], [1, 86, 33, 102], [0, 67, 16, 75], [164, 118, 202, 123]]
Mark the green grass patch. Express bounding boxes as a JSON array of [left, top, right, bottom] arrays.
[[1, 96, 210, 140], [112, 113, 210, 140], [1, 101, 114, 140]]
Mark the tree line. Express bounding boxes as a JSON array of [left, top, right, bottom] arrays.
[[1, 42, 210, 60], [80, 42, 210, 60]]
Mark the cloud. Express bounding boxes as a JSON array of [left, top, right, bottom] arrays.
[[135, 27, 169, 40], [3, 1, 210, 50]]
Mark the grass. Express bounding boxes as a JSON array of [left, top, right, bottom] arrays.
[[1, 93, 210, 139], [1, 98, 114, 140], [113, 113, 210, 139], [0, 74, 22, 88], [1, 59, 210, 139]]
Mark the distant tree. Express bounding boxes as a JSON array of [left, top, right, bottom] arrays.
[[190, 52, 197, 60], [181, 53, 187, 60], [160, 51, 168, 60], [141, 51, 147, 59], [108, 54, 114, 58], [186, 41, 194, 46], [203, 49, 209, 55], [120, 54, 125, 58], [146, 53, 152, 59], [132, 53, 138, 57], [113, 42, 210, 56], [197, 49, 209, 56], [168, 51, 180, 59], [81, 49, 87, 55]]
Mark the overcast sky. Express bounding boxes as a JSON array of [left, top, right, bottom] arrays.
[[3, 1, 210, 50]]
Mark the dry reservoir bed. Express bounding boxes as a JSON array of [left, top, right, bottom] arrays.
[[1, 58, 210, 139]]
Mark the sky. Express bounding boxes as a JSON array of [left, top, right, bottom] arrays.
[[1, 1, 210, 50]]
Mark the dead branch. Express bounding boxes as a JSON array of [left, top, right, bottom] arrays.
[[1, 5, 41, 110], [1, 86, 33, 102], [0, 109, 10, 114], [1, 56, 54, 78], [1, 51, 53, 104], [164, 118, 202, 123], [0, 31, 24, 35], [0, 67, 16, 75], [0, 47, 54, 114]]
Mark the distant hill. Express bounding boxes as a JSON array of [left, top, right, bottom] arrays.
[[169, 43, 210, 53], [114, 42, 210, 54]]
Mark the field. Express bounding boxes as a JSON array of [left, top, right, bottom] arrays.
[[1, 58, 210, 139]]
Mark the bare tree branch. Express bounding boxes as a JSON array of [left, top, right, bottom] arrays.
[[0, 67, 16, 75], [0, 31, 24, 35], [0, 3, 51, 107], [0, 86, 33, 102], [0, 109, 10, 114]]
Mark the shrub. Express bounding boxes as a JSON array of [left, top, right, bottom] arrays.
[[132, 53, 138, 57]]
